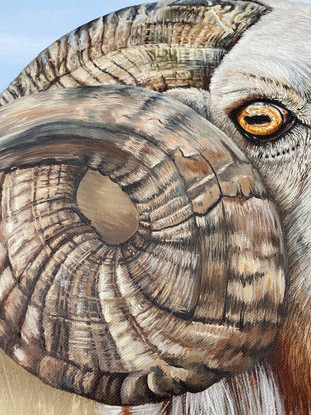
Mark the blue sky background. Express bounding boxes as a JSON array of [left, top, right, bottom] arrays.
[[0, 0, 310, 93]]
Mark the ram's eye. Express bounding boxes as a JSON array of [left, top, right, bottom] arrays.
[[233, 101, 294, 143]]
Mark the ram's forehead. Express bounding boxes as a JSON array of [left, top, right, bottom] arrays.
[[210, 2, 311, 118], [244, 3, 310, 52], [222, 2, 310, 73]]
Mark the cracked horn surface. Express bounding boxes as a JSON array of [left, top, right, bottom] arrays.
[[0, 85, 285, 405]]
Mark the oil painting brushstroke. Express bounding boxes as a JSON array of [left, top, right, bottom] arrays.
[[0, 0, 310, 414]]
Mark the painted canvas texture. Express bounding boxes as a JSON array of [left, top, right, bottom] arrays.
[[0, 0, 310, 414]]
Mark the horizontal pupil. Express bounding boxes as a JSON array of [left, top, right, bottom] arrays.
[[244, 115, 271, 126]]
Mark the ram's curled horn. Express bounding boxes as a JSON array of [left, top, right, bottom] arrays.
[[0, 0, 270, 107], [0, 85, 285, 405], [0, 0, 287, 409]]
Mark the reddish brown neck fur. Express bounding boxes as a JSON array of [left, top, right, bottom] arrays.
[[271, 298, 311, 415]]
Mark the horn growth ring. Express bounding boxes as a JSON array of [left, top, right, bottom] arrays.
[[0, 85, 285, 405]]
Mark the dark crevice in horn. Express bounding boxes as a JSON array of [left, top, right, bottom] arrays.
[[220, 199, 231, 325]]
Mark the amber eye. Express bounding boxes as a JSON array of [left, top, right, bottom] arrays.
[[233, 102, 294, 143]]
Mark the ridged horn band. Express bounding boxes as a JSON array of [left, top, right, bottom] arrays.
[[0, 85, 285, 405], [0, 0, 271, 107]]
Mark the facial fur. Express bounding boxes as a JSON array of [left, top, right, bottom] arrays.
[[209, 1, 311, 303]]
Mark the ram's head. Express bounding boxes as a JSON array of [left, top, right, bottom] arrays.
[[0, 1, 310, 414]]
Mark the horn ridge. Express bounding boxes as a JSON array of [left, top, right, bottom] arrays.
[[0, 0, 271, 106], [0, 85, 286, 404]]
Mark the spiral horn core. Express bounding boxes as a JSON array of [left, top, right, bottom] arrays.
[[0, 85, 285, 405]]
